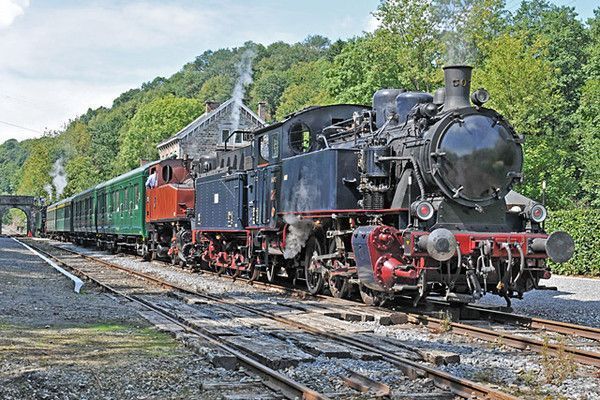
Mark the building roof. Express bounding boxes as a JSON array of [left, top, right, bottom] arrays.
[[157, 98, 265, 149]]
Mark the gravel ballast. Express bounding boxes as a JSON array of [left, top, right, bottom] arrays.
[[0, 237, 280, 400], [36, 238, 600, 399], [477, 274, 600, 327]]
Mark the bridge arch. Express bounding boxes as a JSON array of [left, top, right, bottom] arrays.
[[0, 196, 37, 235]]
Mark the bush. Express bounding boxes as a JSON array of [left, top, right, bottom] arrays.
[[545, 208, 600, 276]]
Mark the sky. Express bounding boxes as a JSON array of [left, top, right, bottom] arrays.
[[0, 0, 596, 144]]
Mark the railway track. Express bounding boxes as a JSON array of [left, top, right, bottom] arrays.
[[463, 304, 600, 342], [19, 240, 328, 400], [36, 238, 600, 368], [22, 238, 522, 400]]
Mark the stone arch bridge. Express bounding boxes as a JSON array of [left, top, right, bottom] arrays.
[[0, 195, 38, 235]]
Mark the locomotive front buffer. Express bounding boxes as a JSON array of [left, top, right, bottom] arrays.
[[352, 224, 574, 305]]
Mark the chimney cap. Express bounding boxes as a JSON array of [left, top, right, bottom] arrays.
[[443, 64, 473, 70]]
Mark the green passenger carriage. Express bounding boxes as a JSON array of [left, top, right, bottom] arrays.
[[95, 161, 156, 251], [46, 196, 73, 240]]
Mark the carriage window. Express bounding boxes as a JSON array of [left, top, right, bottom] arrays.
[[289, 122, 312, 153], [162, 165, 173, 183], [233, 155, 238, 169], [220, 159, 225, 168]]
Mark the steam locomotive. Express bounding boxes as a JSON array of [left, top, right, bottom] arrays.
[[41, 65, 574, 306]]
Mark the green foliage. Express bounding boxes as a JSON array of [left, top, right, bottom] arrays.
[[575, 10, 600, 207], [197, 75, 234, 103], [546, 209, 600, 276], [17, 137, 55, 198], [249, 70, 289, 118], [64, 156, 101, 197], [87, 104, 136, 179], [276, 59, 335, 119], [0, 139, 28, 194], [513, 0, 589, 111], [475, 33, 561, 135], [116, 95, 202, 172]]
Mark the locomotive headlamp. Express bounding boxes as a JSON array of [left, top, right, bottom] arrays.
[[411, 200, 435, 221], [529, 204, 547, 223], [471, 88, 490, 106]]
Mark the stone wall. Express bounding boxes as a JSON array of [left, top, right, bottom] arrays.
[[179, 108, 261, 160]]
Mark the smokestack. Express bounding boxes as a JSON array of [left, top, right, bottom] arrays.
[[257, 101, 268, 121], [442, 65, 472, 111], [205, 101, 220, 114]]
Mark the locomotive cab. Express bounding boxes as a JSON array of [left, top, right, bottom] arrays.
[[145, 158, 195, 264]]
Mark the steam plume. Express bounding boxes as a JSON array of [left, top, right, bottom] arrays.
[[229, 49, 256, 132], [44, 158, 67, 200], [283, 214, 314, 259], [282, 178, 316, 259]]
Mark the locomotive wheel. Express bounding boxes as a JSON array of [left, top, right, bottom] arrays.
[[328, 275, 349, 299], [141, 244, 151, 261], [305, 236, 324, 295], [248, 259, 261, 282], [359, 283, 383, 306], [266, 263, 277, 282]]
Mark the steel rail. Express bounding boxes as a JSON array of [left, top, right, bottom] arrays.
[[35, 240, 519, 400], [407, 313, 600, 368], [20, 240, 329, 400], [464, 305, 600, 342]]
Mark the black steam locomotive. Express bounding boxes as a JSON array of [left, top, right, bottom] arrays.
[[190, 65, 574, 306]]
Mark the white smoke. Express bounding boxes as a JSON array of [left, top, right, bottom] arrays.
[[45, 158, 67, 200], [282, 177, 317, 259], [43, 183, 53, 199], [437, 2, 477, 65], [229, 49, 256, 132], [283, 214, 314, 259], [0, 0, 29, 29]]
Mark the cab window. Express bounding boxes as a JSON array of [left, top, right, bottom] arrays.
[[289, 122, 312, 153]]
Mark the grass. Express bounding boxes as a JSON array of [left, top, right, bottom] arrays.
[[436, 311, 453, 333], [0, 321, 178, 368], [540, 335, 577, 384]]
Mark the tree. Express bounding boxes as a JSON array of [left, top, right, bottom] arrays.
[[116, 95, 202, 171], [373, 0, 442, 86], [475, 32, 576, 208], [197, 75, 234, 103], [58, 121, 91, 159], [276, 59, 335, 119], [575, 9, 600, 206], [64, 155, 101, 197], [513, 0, 589, 112], [0, 139, 28, 194], [433, 0, 508, 65], [17, 138, 55, 199], [249, 70, 289, 118]]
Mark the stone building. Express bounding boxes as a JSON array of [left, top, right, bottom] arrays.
[[157, 99, 266, 160]]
